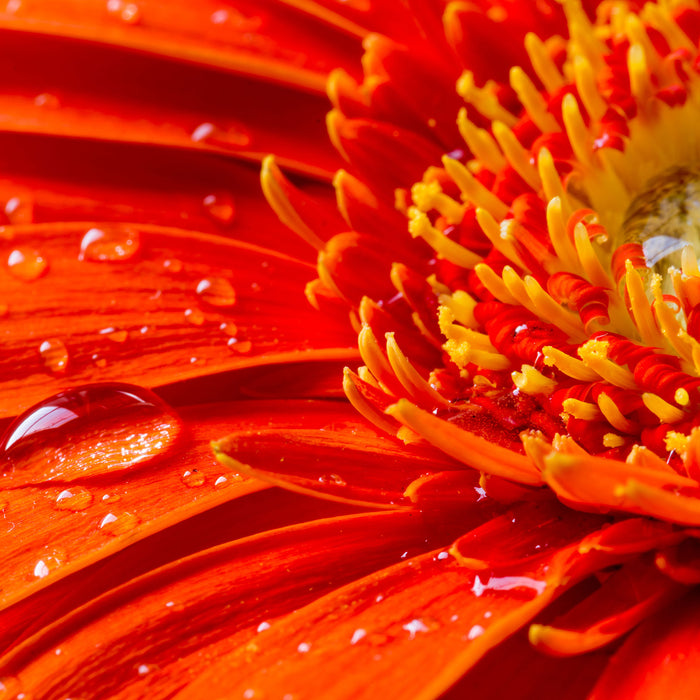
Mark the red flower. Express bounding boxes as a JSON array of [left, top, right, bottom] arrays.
[[3, 1, 700, 698]]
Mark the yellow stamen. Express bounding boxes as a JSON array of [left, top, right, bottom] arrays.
[[456, 108, 507, 173], [578, 339, 637, 389], [457, 71, 518, 126], [642, 392, 686, 423], [625, 261, 667, 348], [603, 433, 626, 448], [357, 324, 399, 395], [512, 365, 558, 395], [642, 2, 695, 51], [573, 222, 613, 289], [573, 55, 607, 122], [524, 32, 565, 93], [543, 345, 600, 381], [510, 66, 560, 133], [562, 398, 601, 420], [545, 196, 580, 271], [628, 43, 653, 106], [474, 262, 518, 304], [492, 121, 540, 189], [411, 180, 465, 224], [441, 155, 509, 219], [597, 393, 636, 433], [438, 289, 478, 328], [475, 208, 526, 268], [408, 211, 483, 267], [562, 93, 593, 168], [343, 367, 398, 436]]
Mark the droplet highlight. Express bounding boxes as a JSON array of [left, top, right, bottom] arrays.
[[7, 248, 48, 281], [196, 277, 236, 307], [38, 338, 69, 374], [184, 308, 205, 326], [0, 383, 182, 486], [99, 510, 140, 536], [202, 192, 236, 226], [55, 486, 94, 511], [79, 225, 140, 262], [181, 469, 205, 488]]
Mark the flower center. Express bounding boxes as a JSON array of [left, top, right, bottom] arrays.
[[622, 166, 700, 279]]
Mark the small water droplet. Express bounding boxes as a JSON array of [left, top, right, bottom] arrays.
[[0, 383, 182, 486], [196, 277, 235, 307], [5, 195, 34, 224], [191, 122, 216, 143], [226, 337, 252, 353], [297, 642, 311, 653], [467, 624, 485, 640], [181, 469, 205, 488], [184, 308, 204, 326], [32, 550, 63, 579], [99, 327, 128, 343], [213, 475, 229, 489], [163, 258, 183, 273], [4, 0, 21, 13], [190, 122, 251, 148], [136, 663, 154, 676], [318, 473, 346, 487], [0, 676, 23, 698], [101, 493, 121, 503], [99, 510, 140, 536], [210, 8, 228, 24], [350, 629, 366, 645], [79, 225, 140, 262], [256, 621, 270, 633], [34, 93, 60, 108], [219, 321, 238, 336], [7, 248, 48, 281], [55, 487, 93, 511], [38, 338, 69, 374], [202, 192, 236, 226]]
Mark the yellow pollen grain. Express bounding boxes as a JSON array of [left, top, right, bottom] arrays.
[[562, 397, 602, 421], [665, 429, 689, 456], [562, 93, 593, 168], [397, 425, 423, 445], [474, 263, 518, 304], [603, 433, 626, 448], [512, 364, 558, 395], [408, 211, 483, 268], [411, 180, 465, 224], [509, 66, 560, 134], [573, 55, 607, 122], [628, 43, 652, 106], [524, 32, 565, 93], [492, 121, 541, 189], [441, 155, 509, 219], [597, 392, 636, 433], [543, 345, 600, 381], [456, 109, 507, 173], [578, 339, 637, 389], [642, 392, 686, 423], [475, 208, 526, 268], [457, 71, 519, 126], [675, 388, 690, 406]]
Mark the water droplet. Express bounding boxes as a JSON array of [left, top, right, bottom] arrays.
[[136, 663, 154, 676], [467, 624, 485, 640], [99, 327, 128, 343], [31, 549, 63, 579], [318, 473, 346, 487], [4, 0, 21, 13], [184, 308, 204, 326], [190, 122, 251, 148], [191, 122, 216, 143], [34, 93, 60, 109], [163, 258, 183, 273], [5, 195, 34, 224], [38, 338, 69, 374], [219, 321, 238, 336], [181, 469, 205, 488], [402, 619, 430, 639], [202, 192, 236, 226], [350, 629, 366, 645], [256, 621, 270, 633], [226, 337, 252, 353], [101, 493, 121, 503], [0, 383, 182, 486], [55, 486, 93, 511], [99, 510, 140, 536], [92, 354, 108, 368], [213, 475, 229, 489], [196, 277, 235, 307], [297, 642, 311, 653], [0, 676, 22, 698], [79, 225, 140, 262], [7, 248, 48, 281]]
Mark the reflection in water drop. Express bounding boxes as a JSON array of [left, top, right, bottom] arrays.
[[7, 248, 48, 281], [196, 277, 236, 307], [202, 192, 236, 226], [79, 226, 140, 262], [163, 258, 183, 273], [318, 473, 347, 487], [0, 383, 182, 486], [227, 338, 252, 354], [190, 122, 251, 148], [471, 573, 546, 598], [39, 338, 69, 374], [55, 486, 94, 511], [32, 549, 64, 579], [5, 195, 34, 224], [219, 321, 238, 336], [100, 327, 128, 343], [181, 470, 205, 488], [0, 676, 23, 698]]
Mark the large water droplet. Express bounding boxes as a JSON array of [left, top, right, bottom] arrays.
[[196, 277, 236, 307], [38, 338, 69, 374], [181, 469, 205, 488], [79, 225, 140, 262], [5, 195, 34, 224], [99, 510, 140, 536], [202, 192, 236, 227], [0, 383, 182, 486], [7, 248, 48, 281]]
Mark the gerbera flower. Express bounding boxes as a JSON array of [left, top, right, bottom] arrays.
[[3, 0, 700, 697]]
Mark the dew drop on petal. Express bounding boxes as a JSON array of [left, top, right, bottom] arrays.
[[202, 192, 236, 227], [318, 473, 347, 487], [467, 625, 485, 640], [350, 629, 366, 645], [181, 470, 205, 488], [257, 621, 270, 633], [79, 225, 140, 262], [0, 676, 23, 698], [297, 642, 311, 653], [196, 277, 235, 307], [99, 511, 140, 536], [5, 195, 34, 224], [55, 486, 94, 511], [184, 308, 205, 326], [0, 383, 182, 486], [219, 321, 238, 336], [7, 248, 48, 281], [38, 338, 69, 374], [163, 258, 183, 273], [226, 337, 252, 353], [34, 93, 60, 108]]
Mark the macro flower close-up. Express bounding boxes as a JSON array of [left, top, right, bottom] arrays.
[[5, 0, 700, 697]]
